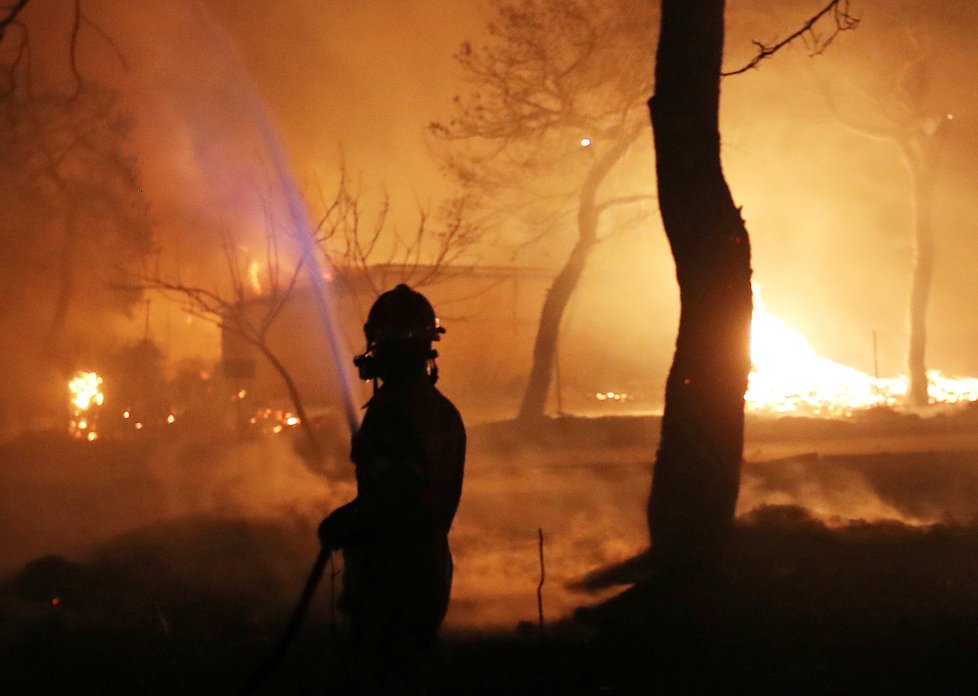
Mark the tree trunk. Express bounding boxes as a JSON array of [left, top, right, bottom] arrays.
[[259, 343, 324, 466], [46, 207, 77, 348], [900, 118, 949, 407], [905, 152, 935, 407], [518, 124, 643, 421], [647, 0, 753, 560]]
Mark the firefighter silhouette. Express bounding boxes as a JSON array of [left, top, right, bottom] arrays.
[[319, 284, 465, 694]]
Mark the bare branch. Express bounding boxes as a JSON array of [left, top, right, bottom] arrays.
[[311, 162, 480, 294], [593, 193, 656, 218], [0, 0, 29, 41], [78, 11, 129, 70], [722, 0, 859, 77], [68, 0, 82, 100]]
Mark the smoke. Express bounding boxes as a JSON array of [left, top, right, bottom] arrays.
[[4, 0, 978, 644]]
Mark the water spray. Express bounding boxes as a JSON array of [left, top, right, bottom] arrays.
[[193, 1, 360, 436], [190, 4, 358, 691]]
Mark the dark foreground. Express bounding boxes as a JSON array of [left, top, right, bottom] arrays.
[[4, 508, 978, 694]]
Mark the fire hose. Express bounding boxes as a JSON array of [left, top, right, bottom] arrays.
[[238, 544, 333, 695]]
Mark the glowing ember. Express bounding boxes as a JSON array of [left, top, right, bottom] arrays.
[[580, 136, 591, 147], [68, 371, 104, 440], [249, 407, 302, 435], [747, 285, 978, 415], [595, 391, 628, 402]]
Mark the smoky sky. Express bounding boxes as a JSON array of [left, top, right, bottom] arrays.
[[9, 0, 978, 384]]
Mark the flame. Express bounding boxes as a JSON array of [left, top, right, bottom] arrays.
[[249, 407, 302, 434], [746, 285, 978, 414], [68, 371, 104, 440], [595, 391, 628, 402], [248, 260, 262, 295], [69, 371, 104, 412]]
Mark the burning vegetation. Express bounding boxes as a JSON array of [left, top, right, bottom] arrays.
[[747, 285, 978, 416], [4, 0, 978, 693], [68, 371, 104, 441]]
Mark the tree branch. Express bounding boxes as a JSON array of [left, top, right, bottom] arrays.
[[68, 0, 82, 100], [0, 0, 29, 41], [722, 0, 859, 77]]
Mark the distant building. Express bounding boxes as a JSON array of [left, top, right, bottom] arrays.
[[220, 264, 552, 424]]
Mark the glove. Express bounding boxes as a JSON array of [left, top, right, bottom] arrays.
[[318, 500, 359, 550], [317, 515, 338, 549]]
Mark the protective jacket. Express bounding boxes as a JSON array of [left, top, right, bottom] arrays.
[[327, 374, 465, 628]]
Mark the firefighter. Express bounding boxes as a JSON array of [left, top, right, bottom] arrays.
[[319, 284, 465, 695]]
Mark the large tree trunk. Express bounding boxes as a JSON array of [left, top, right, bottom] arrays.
[[647, 0, 753, 561], [518, 124, 643, 421]]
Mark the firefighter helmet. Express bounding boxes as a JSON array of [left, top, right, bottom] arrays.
[[363, 284, 445, 345], [354, 284, 444, 383]]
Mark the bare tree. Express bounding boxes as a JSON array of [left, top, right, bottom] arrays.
[[0, 0, 151, 429], [432, 0, 657, 421], [312, 165, 483, 300], [138, 170, 481, 465], [648, 0, 856, 563], [0, 0, 148, 349], [136, 226, 324, 461], [808, 4, 978, 406]]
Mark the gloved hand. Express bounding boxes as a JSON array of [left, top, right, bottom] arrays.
[[318, 500, 358, 549], [317, 515, 338, 549]]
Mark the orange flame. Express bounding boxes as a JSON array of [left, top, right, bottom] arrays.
[[746, 285, 978, 414]]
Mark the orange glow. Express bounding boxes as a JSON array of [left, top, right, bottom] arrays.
[[69, 371, 104, 441], [248, 260, 262, 295], [747, 285, 978, 414]]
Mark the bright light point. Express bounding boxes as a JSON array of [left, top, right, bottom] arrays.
[[286, 416, 299, 426], [135, 422, 143, 430], [123, 410, 130, 419], [86, 432, 97, 442], [237, 389, 247, 399], [167, 414, 175, 424], [77, 420, 87, 430], [272, 425, 283, 434], [580, 137, 591, 147], [947, 113, 955, 120], [69, 372, 104, 411]]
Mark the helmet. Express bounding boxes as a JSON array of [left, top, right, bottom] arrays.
[[363, 284, 445, 345], [354, 284, 445, 384]]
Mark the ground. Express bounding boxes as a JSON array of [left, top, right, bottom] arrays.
[[3, 408, 978, 693]]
